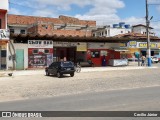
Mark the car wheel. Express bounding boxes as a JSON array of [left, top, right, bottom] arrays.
[[57, 72, 62, 78], [70, 73, 74, 77], [46, 71, 50, 76]]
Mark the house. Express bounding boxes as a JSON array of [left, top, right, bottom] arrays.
[[0, 0, 9, 70]]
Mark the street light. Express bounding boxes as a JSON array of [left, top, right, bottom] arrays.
[[146, 0, 152, 66]]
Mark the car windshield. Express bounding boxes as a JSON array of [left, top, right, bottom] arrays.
[[61, 61, 73, 67]]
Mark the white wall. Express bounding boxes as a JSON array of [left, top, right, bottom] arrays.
[[93, 27, 131, 37], [9, 27, 28, 34], [8, 42, 28, 70], [0, 0, 9, 11], [88, 43, 119, 49], [109, 28, 131, 36]]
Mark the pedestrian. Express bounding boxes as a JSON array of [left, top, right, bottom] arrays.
[[141, 56, 146, 66]]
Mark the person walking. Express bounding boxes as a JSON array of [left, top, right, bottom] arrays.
[[141, 56, 146, 66]]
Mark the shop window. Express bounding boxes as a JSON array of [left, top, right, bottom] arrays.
[[32, 49, 38, 54], [44, 49, 50, 54], [20, 29, 25, 34], [91, 51, 100, 58]]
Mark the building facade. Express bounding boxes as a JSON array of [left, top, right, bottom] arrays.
[[0, 0, 10, 70], [132, 24, 155, 36], [92, 22, 131, 37]]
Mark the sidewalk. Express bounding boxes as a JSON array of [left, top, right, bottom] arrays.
[[0, 62, 157, 77]]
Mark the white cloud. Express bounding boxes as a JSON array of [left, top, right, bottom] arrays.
[[9, 0, 160, 36], [9, 8, 22, 15], [33, 9, 58, 17]]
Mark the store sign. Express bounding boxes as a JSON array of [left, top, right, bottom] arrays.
[[129, 41, 137, 47], [0, 29, 10, 40], [77, 43, 87, 51], [120, 43, 127, 48], [28, 40, 53, 48], [138, 42, 158, 48]]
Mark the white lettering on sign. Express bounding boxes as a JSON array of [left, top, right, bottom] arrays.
[[28, 40, 53, 48], [0, 29, 10, 40]]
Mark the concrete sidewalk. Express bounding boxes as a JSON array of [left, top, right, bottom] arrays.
[[0, 62, 158, 77]]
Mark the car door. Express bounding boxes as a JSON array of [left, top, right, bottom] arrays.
[[52, 62, 59, 74], [48, 63, 54, 74]]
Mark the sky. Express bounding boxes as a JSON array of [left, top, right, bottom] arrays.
[[8, 0, 160, 36]]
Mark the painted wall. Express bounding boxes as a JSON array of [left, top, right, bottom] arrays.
[[8, 26, 28, 34], [8, 43, 28, 70], [0, 0, 9, 11]]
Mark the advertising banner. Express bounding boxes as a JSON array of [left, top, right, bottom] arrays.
[[0, 29, 10, 40], [28, 40, 53, 48]]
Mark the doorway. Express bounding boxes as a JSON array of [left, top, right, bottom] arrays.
[[16, 49, 24, 70], [54, 47, 76, 62]]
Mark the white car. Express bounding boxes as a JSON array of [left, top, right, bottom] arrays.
[[151, 56, 159, 63]]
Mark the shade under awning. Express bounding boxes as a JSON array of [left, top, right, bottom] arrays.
[[113, 48, 129, 52]]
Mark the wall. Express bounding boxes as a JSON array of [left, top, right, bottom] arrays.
[[8, 43, 28, 70], [0, 11, 7, 29], [8, 14, 96, 27], [88, 43, 119, 49], [109, 28, 131, 37], [9, 26, 28, 34], [93, 27, 131, 37], [0, 0, 9, 11]]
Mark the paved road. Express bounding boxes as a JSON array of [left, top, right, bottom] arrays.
[[0, 86, 160, 111], [0, 86, 160, 120]]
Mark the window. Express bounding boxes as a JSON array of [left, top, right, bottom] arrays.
[[91, 51, 100, 58], [121, 31, 123, 33], [32, 49, 38, 54], [42, 25, 48, 29], [44, 49, 50, 54], [105, 30, 107, 35], [10, 29, 15, 34], [0, 19, 1, 29], [20, 29, 25, 34]]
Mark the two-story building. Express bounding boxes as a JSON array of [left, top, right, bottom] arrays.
[[0, 0, 10, 70]]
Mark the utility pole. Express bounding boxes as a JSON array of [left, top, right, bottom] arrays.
[[146, 0, 152, 66]]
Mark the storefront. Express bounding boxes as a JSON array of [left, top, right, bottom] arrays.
[[137, 42, 159, 56], [28, 40, 53, 68], [53, 42, 87, 63], [87, 43, 120, 66], [119, 41, 160, 59], [0, 29, 9, 70]]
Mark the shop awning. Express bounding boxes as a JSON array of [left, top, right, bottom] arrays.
[[113, 48, 129, 52]]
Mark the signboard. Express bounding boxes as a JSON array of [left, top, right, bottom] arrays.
[[120, 43, 127, 48], [0, 29, 10, 40], [76, 43, 87, 51], [28, 40, 53, 48], [129, 41, 137, 47], [138, 42, 158, 48]]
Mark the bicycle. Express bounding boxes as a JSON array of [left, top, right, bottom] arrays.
[[74, 63, 81, 73]]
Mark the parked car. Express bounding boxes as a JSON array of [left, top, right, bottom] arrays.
[[151, 56, 159, 63], [45, 61, 75, 78]]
